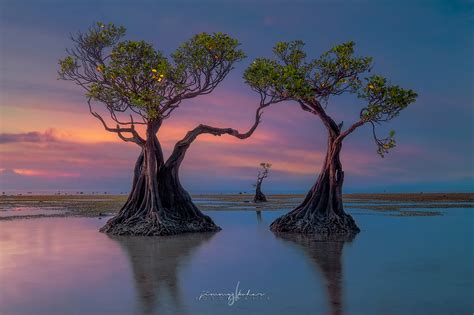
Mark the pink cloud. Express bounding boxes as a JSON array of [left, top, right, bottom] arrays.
[[11, 169, 80, 178], [1, 86, 471, 192]]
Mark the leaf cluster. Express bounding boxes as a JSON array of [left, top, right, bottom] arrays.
[[59, 23, 245, 120], [244, 40, 418, 157], [244, 41, 373, 102]]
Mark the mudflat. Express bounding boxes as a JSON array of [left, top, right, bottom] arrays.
[[0, 193, 472, 220]]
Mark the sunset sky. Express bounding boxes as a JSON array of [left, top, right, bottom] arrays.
[[0, 0, 472, 194]]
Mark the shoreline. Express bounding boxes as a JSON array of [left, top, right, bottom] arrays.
[[0, 193, 472, 221]]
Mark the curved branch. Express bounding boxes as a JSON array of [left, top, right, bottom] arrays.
[[162, 62, 235, 114], [164, 103, 266, 169], [110, 110, 146, 126], [369, 122, 396, 157], [337, 119, 365, 141], [88, 99, 145, 146], [296, 100, 319, 115], [299, 99, 341, 137]]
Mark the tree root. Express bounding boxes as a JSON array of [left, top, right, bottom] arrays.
[[270, 210, 360, 238], [253, 191, 268, 203], [100, 213, 221, 236]]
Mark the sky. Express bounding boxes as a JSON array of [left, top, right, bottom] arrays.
[[0, 0, 473, 194]]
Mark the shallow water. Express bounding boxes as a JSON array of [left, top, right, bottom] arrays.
[[0, 207, 472, 315]]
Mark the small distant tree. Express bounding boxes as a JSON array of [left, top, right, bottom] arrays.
[[245, 41, 417, 236], [253, 162, 271, 203], [59, 23, 269, 235]]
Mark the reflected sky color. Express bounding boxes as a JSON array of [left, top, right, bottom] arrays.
[[0, 206, 472, 314], [0, 0, 472, 193]]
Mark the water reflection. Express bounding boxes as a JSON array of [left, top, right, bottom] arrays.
[[255, 206, 263, 223], [276, 233, 356, 315], [112, 233, 216, 315], [1, 208, 472, 315]]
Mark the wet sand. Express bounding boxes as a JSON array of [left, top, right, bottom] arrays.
[[0, 193, 472, 220]]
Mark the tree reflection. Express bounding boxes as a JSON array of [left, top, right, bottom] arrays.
[[276, 233, 356, 315], [255, 206, 263, 223], [112, 232, 216, 315]]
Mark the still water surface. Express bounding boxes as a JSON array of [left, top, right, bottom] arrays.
[[0, 208, 472, 315]]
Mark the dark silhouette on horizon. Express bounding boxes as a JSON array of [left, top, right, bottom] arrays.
[[253, 163, 271, 203]]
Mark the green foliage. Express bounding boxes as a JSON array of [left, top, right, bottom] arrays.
[[58, 56, 78, 75], [360, 75, 418, 123], [244, 54, 313, 98], [244, 40, 373, 100], [358, 75, 417, 157], [84, 22, 126, 48], [59, 23, 245, 121], [375, 130, 397, 157], [311, 42, 372, 96], [273, 41, 306, 66], [245, 40, 418, 157], [172, 32, 245, 71], [89, 40, 171, 116], [58, 22, 126, 80]]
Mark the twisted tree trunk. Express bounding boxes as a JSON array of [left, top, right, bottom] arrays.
[[100, 122, 220, 236], [270, 99, 360, 236], [270, 136, 359, 236], [157, 128, 219, 233], [101, 109, 263, 236], [253, 180, 267, 203]]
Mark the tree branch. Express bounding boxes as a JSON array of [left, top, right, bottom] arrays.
[[88, 99, 145, 145], [164, 103, 267, 169], [369, 121, 396, 157], [300, 98, 341, 137], [337, 119, 365, 141]]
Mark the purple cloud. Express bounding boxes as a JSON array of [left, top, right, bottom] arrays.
[[0, 129, 58, 144]]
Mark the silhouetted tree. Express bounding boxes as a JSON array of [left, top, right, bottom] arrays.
[[253, 162, 271, 203], [59, 23, 270, 235], [245, 41, 417, 235]]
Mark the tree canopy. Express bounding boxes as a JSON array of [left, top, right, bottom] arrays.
[[244, 40, 417, 156], [59, 22, 245, 131]]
